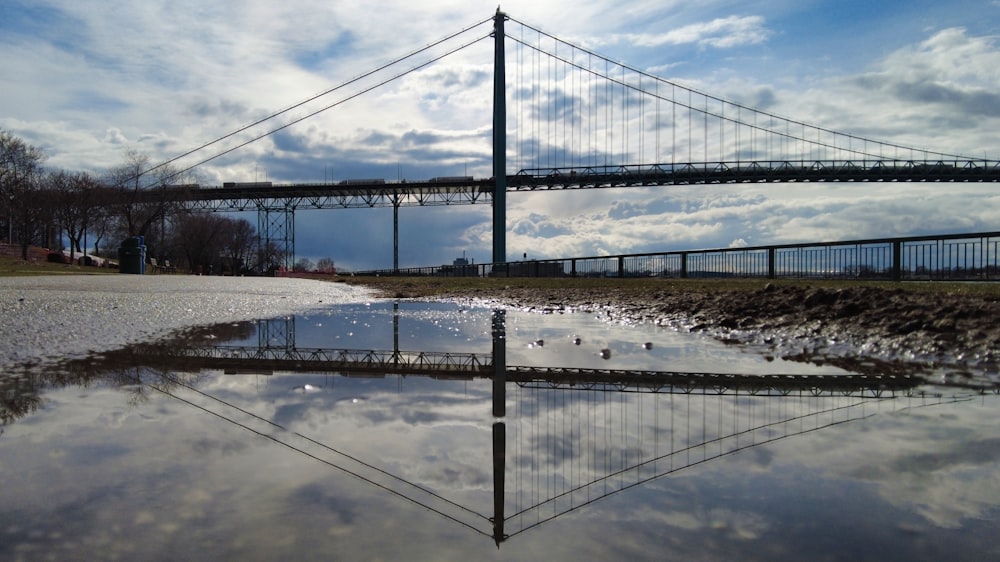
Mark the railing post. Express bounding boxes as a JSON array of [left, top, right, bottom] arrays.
[[892, 240, 902, 281], [768, 247, 776, 279], [618, 255, 625, 278], [571, 258, 577, 277], [680, 252, 688, 278]]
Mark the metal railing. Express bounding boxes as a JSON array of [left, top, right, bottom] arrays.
[[354, 231, 1000, 282]]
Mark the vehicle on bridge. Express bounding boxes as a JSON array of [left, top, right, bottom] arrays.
[[339, 178, 385, 185], [428, 176, 474, 183], [222, 181, 273, 188]]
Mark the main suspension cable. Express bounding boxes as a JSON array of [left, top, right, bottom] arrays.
[[141, 16, 494, 182], [166, 33, 492, 181]]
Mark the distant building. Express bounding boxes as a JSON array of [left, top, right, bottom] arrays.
[[506, 261, 565, 277], [438, 252, 478, 276]]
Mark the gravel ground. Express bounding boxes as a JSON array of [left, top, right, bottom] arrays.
[[0, 275, 374, 372]]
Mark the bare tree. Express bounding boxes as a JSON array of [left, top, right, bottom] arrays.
[[170, 213, 228, 274], [49, 170, 104, 263], [105, 149, 192, 260], [88, 183, 115, 259], [220, 217, 257, 275], [0, 130, 47, 259], [294, 257, 315, 272], [257, 240, 285, 275]]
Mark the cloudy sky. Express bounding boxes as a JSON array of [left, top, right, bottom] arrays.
[[2, 0, 1000, 269]]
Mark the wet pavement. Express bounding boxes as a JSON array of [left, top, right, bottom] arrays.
[[0, 275, 373, 371]]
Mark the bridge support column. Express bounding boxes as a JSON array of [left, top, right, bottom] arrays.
[[258, 204, 295, 272], [892, 240, 902, 281], [492, 9, 508, 265]]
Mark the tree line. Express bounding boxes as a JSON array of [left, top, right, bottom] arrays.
[[0, 129, 286, 275]]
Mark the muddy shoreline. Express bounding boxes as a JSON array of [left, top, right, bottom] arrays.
[[344, 278, 1000, 379]]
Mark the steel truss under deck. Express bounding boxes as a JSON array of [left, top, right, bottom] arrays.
[[179, 180, 494, 212], [105, 342, 946, 397]]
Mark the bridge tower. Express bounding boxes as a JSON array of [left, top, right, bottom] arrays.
[[492, 9, 507, 265]]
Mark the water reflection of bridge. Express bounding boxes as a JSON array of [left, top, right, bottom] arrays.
[[120, 310, 927, 400], [81, 309, 985, 546], [13, 308, 993, 547], [124, 342, 925, 398]]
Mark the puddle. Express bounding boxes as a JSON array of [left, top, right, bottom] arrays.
[[1, 301, 997, 560]]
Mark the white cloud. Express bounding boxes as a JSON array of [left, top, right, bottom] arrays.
[[778, 27, 1000, 156], [621, 15, 771, 49]]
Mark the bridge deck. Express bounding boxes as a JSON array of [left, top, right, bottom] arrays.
[[156, 159, 1000, 210]]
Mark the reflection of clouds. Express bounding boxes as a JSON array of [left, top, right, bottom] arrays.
[[235, 378, 497, 495], [741, 445, 776, 473], [857, 434, 1000, 529], [705, 508, 771, 540], [783, 397, 1000, 530], [189, 436, 250, 457]]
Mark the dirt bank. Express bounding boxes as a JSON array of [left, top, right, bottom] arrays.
[[342, 277, 1000, 378]]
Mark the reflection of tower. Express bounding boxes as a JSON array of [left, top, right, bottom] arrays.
[[491, 308, 507, 545], [492, 309, 506, 418], [492, 422, 506, 546], [258, 316, 296, 351]]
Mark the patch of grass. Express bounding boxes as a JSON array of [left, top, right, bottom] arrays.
[[0, 254, 115, 277]]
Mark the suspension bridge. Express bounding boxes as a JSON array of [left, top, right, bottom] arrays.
[[146, 10, 1000, 270]]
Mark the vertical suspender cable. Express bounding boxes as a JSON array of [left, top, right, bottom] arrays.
[[703, 93, 708, 163], [655, 79, 660, 163], [688, 89, 693, 163]]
